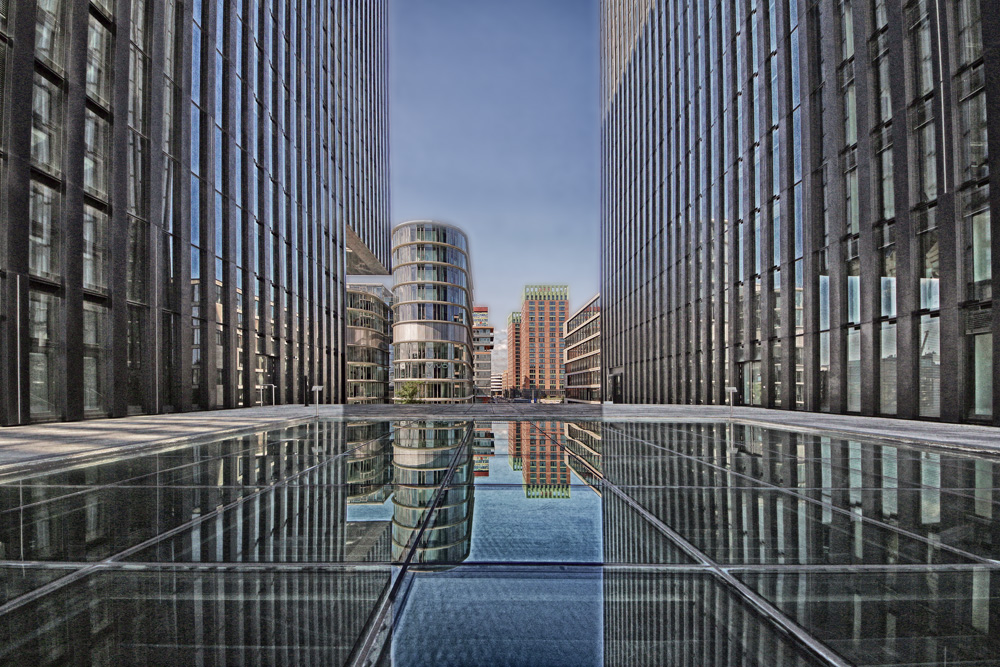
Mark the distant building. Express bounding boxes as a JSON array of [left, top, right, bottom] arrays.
[[472, 306, 495, 399], [512, 285, 569, 399], [503, 313, 522, 397], [391, 221, 475, 403], [346, 284, 392, 404], [491, 373, 503, 396], [565, 295, 601, 404]]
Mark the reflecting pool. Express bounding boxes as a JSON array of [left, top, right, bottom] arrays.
[[0, 419, 999, 665]]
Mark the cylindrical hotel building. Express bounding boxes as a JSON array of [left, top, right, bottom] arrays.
[[391, 222, 475, 403]]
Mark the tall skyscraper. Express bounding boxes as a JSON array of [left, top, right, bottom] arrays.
[[517, 285, 569, 399], [472, 306, 494, 399], [602, 0, 999, 424], [391, 221, 475, 403], [0, 0, 389, 424], [502, 311, 522, 397]]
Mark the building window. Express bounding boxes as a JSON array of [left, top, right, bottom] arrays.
[[82, 204, 107, 292], [85, 14, 112, 106], [34, 0, 64, 70], [880, 223, 896, 317], [919, 314, 941, 417], [29, 180, 60, 280], [83, 109, 108, 197], [918, 210, 940, 310], [968, 332, 992, 420], [82, 302, 108, 413], [880, 322, 897, 415], [31, 74, 62, 175], [964, 190, 991, 301], [958, 75, 987, 183], [847, 327, 861, 412], [28, 291, 60, 418]]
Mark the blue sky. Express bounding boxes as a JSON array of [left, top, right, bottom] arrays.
[[389, 0, 601, 363]]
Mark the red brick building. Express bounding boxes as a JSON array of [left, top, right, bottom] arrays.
[[516, 285, 569, 399]]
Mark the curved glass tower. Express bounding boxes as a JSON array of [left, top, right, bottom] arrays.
[[391, 221, 475, 403]]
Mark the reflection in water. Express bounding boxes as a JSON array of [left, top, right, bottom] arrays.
[[0, 420, 999, 665], [0, 422, 352, 563], [0, 567, 390, 666], [510, 421, 571, 498], [564, 421, 602, 494], [741, 568, 1000, 666], [473, 425, 495, 477], [346, 421, 393, 504], [391, 421, 475, 564], [603, 570, 826, 667]]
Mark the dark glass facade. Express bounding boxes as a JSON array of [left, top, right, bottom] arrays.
[[602, 0, 1000, 423], [0, 0, 389, 424]]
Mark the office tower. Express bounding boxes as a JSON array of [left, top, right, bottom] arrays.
[[490, 372, 503, 396], [345, 283, 392, 404], [601, 0, 999, 424], [564, 294, 601, 403], [518, 285, 569, 399], [391, 221, 475, 403], [0, 0, 389, 424], [502, 312, 522, 397], [472, 306, 495, 399]]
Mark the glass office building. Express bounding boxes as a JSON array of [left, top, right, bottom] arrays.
[[602, 0, 999, 423], [391, 221, 475, 403], [346, 283, 391, 404], [0, 0, 389, 425]]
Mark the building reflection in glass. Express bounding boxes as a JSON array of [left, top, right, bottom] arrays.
[[602, 422, 1000, 565], [564, 421, 602, 495], [509, 421, 571, 499], [473, 425, 495, 478], [391, 421, 475, 564], [0, 422, 361, 563], [346, 422, 394, 504], [0, 567, 391, 666]]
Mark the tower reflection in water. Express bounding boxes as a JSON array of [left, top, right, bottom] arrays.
[[391, 421, 475, 564]]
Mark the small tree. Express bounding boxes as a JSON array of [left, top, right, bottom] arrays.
[[397, 381, 423, 404]]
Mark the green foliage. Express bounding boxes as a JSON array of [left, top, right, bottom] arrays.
[[397, 381, 423, 404]]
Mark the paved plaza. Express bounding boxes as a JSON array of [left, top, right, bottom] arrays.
[[2, 403, 999, 474]]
